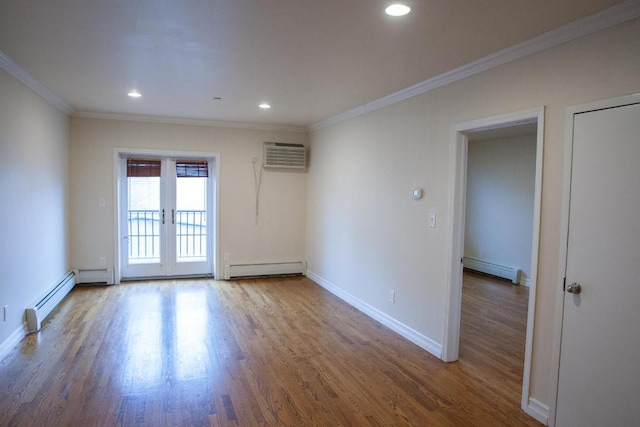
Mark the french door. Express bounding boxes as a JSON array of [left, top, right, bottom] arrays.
[[120, 156, 214, 279]]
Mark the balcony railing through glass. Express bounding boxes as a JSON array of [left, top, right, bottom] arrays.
[[175, 210, 207, 262], [128, 210, 207, 263]]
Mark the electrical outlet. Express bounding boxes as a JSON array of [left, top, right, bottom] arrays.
[[223, 253, 230, 262], [99, 257, 106, 266], [3, 305, 8, 322], [389, 290, 395, 303]]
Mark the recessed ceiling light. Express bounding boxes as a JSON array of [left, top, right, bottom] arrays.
[[127, 90, 142, 98], [259, 103, 271, 109], [385, 4, 411, 16]]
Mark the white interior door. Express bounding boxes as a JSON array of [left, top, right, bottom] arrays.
[[120, 157, 214, 279], [556, 101, 640, 426]]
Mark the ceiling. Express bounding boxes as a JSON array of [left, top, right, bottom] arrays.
[[0, 0, 626, 129]]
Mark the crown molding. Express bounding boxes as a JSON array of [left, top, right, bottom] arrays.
[[0, 51, 73, 114], [72, 111, 308, 134], [308, 0, 640, 133]]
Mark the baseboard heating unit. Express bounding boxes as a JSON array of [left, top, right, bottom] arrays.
[[76, 268, 115, 285], [463, 257, 521, 284], [25, 271, 76, 332], [224, 261, 307, 280]]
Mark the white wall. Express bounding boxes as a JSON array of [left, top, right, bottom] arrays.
[[465, 135, 536, 284], [69, 118, 308, 279], [0, 69, 69, 348], [306, 18, 640, 408]]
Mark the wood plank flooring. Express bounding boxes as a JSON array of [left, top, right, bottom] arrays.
[[459, 271, 532, 415], [0, 275, 541, 426]]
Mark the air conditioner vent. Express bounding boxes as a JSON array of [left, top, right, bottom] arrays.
[[264, 142, 306, 169]]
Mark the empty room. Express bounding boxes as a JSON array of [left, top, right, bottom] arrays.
[[1, 1, 639, 426]]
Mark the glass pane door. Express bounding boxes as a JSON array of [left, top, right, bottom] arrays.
[[171, 160, 211, 276], [122, 159, 165, 278], [120, 157, 213, 279]]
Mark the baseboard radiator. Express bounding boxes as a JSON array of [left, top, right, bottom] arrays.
[[76, 268, 114, 285], [463, 257, 521, 284], [224, 261, 307, 280], [25, 271, 76, 332]]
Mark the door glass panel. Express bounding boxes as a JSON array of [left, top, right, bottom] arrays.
[[176, 162, 207, 263], [128, 176, 161, 264]]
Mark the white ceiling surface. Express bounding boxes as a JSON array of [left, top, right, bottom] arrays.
[[0, 0, 626, 129]]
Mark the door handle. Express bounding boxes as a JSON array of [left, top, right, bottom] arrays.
[[567, 282, 582, 294]]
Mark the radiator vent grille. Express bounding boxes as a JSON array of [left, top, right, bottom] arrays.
[[264, 142, 306, 169], [224, 261, 307, 279], [463, 257, 522, 284]]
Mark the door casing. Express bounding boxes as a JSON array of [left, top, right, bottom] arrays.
[[444, 107, 545, 422]]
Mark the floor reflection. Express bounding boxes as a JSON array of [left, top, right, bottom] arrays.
[[119, 283, 220, 397], [122, 293, 162, 391], [175, 290, 210, 380]]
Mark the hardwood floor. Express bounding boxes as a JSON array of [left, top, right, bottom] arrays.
[[0, 275, 541, 426], [459, 271, 531, 418]]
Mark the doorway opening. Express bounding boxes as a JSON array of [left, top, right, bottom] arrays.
[[460, 122, 537, 409], [114, 149, 219, 283], [444, 108, 544, 421]]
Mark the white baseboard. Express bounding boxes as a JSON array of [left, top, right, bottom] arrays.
[[526, 397, 549, 425], [521, 277, 531, 287], [0, 322, 27, 363], [306, 270, 442, 359]]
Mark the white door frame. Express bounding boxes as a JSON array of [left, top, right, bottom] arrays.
[[548, 93, 640, 427], [113, 147, 220, 284], [443, 107, 545, 421]]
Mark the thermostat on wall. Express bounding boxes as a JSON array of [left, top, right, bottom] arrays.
[[412, 188, 423, 199]]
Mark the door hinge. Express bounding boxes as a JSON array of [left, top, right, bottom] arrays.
[[563, 277, 566, 291]]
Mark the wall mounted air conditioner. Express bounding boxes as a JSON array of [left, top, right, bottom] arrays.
[[264, 142, 306, 170]]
